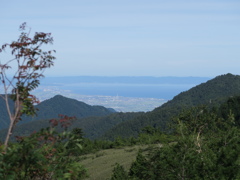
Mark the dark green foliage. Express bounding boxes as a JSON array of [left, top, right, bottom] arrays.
[[110, 163, 129, 180], [0, 117, 88, 179], [137, 126, 173, 145], [75, 138, 114, 155], [218, 95, 240, 127], [103, 73, 240, 139], [71, 112, 142, 140], [129, 151, 153, 179], [71, 127, 84, 139], [124, 106, 240, 180], [0, 111, 141, 142]]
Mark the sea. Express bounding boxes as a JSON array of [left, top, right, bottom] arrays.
[[59, 83, 198, 100], [1, 76, 211, 100], [39, 76, 211, 100]]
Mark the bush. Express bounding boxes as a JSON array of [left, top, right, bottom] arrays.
[[110, 163, 129, 180], [0, 117, 88, 179]]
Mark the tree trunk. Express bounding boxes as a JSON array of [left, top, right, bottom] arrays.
[[4, 118, 15, 151]]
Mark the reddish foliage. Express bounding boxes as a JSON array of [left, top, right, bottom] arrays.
[[49, 115, 76, 129], [49, 119, 58, 128]]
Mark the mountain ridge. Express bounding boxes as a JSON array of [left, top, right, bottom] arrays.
[[102, 73, 240, 139], [1, 73, 240, 140], [0, 95, 116, 130]]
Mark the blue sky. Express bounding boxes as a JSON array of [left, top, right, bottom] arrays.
[[0, 0, 240, 77]]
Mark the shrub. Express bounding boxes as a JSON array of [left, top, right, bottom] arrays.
[[0, 116, 88, 179]]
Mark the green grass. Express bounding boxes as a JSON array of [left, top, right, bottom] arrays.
[[80, 145, 149, 180]]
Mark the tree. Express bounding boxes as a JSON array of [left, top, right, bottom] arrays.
[[0, 22, 56, 150], [111, 163, 129, 180], [126, 106, 240, 179]]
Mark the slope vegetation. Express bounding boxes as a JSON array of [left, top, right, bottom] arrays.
[[0, 95, 115, 130], [7, 112, 142, 140], [102, 73, 240, 139]]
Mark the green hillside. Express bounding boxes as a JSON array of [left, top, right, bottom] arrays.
[[0, 95, 115, 131], [32, 95, 115, 120], [3, 112, 142, 140], [102, 73, 240, 139], [2, 73, 240, 142]]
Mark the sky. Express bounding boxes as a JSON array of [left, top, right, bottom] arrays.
[[0, 0, 240, 77]]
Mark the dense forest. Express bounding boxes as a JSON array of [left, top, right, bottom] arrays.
[[102, 73, 240, 139], [0, 95, 115, 130], [0, 111, 142, 141]]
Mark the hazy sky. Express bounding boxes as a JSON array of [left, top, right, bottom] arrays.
[[0, 0, 240, 77]]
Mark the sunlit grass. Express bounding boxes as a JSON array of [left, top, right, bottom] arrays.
[[80, 145, 148, 180]]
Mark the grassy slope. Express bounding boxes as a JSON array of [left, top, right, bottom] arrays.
[[80, 145, 151, 180]]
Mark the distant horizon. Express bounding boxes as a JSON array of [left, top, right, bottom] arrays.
[[44, 72, 240, 79], [5, 72, 239, 79], [41, 75, 212, 83], [37, 75, 212, 100], [45, 74, 214, 78]]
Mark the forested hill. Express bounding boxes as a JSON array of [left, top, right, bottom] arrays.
[[158, 73, 240, 109], [4, 112, 142, 141], [33, 95, 115, 119], [102, 73, 240, 139], [0, 95, 115, 130]]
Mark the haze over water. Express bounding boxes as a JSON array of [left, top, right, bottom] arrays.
[[40, 76, 211, 100], [61, 83, 196, 100]]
